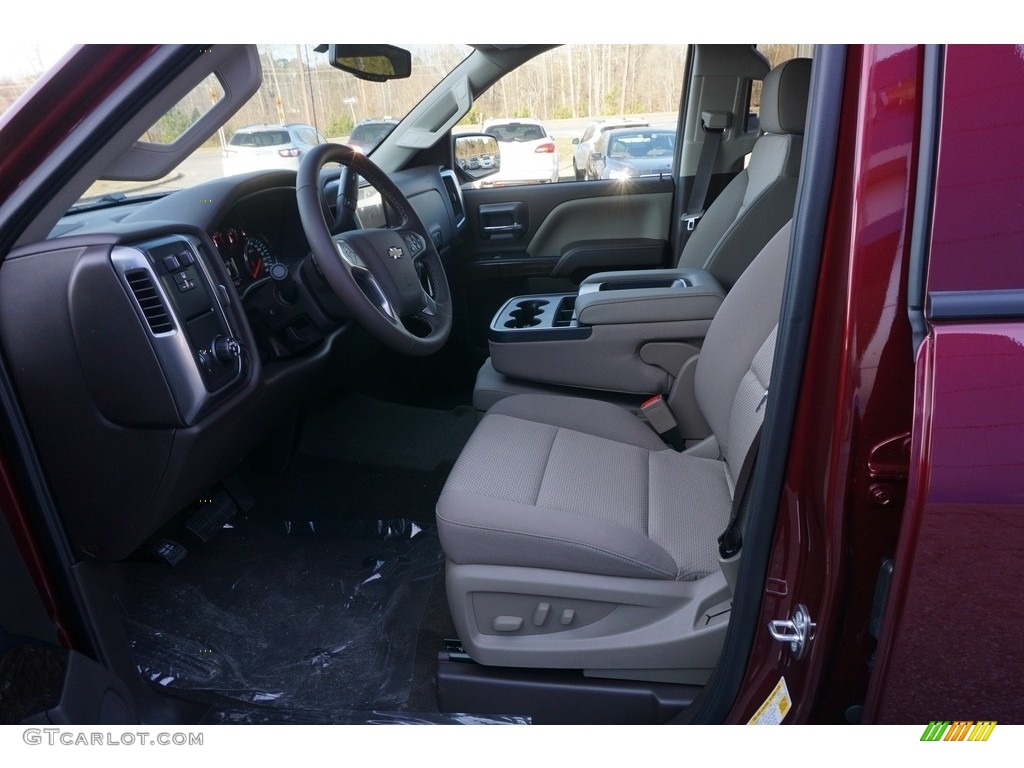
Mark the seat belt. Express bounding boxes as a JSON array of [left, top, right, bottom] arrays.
[[679, 110, 732, 249], [718, 420, 763, 560]]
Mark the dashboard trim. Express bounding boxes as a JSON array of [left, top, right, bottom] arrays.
[[112, 236, 243, 425]]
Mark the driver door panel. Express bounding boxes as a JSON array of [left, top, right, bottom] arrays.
[[456, 177, 675, 349]]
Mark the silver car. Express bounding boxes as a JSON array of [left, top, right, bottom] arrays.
[[572, 117, 650, 180]]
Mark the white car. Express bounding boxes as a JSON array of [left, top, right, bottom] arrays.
[[222, 123, 326, 174], [572, 117, 650, 180], [482, 118, 559, 186]]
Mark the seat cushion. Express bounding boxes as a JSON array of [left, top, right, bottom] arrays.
[[437, 394, 732, 581]]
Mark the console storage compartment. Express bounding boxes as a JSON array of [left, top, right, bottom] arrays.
[[487, 268, 725, 395]]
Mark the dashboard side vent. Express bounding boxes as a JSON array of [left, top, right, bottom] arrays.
[[441, 171, 466, 228], [124, 269, 174, 334]]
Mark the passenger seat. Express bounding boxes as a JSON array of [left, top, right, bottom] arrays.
[[438, 221, 793, 672]]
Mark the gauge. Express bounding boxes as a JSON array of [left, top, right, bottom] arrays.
[[244, 234, 277, 280]]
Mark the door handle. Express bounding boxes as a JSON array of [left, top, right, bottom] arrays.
[[478, 202, 528, 240]]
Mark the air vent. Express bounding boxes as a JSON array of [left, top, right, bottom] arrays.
[[441, 170, 466, 228], [124, 269, 174, 334]]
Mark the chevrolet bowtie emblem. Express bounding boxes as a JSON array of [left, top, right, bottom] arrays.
[[388, 246, 404, 260]]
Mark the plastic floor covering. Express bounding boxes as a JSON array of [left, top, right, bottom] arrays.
[[118, 516, 444, 716], [113, 394, 520, 723]]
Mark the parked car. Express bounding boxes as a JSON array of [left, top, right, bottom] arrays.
[[481, 118, 559, 186], [588, 126, 675, 180], [346, 117, 398, 153], [572, 117, 650, 180], [0, 44, 1022, 742], [222, 123, 325, 174]]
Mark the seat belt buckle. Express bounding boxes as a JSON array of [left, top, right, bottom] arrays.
[[641, 395, 685, 450]]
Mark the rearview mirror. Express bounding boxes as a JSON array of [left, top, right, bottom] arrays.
[[325, 45, 412, 82]]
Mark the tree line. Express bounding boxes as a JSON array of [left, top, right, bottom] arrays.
[[2, 45, 805, 146], [151, 45, 696, 144]]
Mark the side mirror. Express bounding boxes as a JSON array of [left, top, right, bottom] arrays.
[[325, 44, 412, 82], [591, 152, 604, 162], [454, 133, 501, 182]]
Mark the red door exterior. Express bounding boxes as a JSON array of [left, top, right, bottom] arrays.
[[730, 44, 1024, 725], [865, 44, 1024, 724], [727, 43, 923, 724]]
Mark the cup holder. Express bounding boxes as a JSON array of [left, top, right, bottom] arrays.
[[491, 294, 586, 340], [504, 299, 549, 328], [515, 299, 549, 313], [505, 315, 541, 328]]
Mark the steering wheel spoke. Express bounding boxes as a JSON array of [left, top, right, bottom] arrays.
[[334, 236, 371, 276], [419, 288, 440, 317]]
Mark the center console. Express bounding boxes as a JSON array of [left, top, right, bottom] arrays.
[[484, 268, 725, 400]]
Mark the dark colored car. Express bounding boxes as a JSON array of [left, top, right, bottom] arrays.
[[572, 117, 651, 180], [588, 126, 675, 180], [0, 44, 1021, 744], [346, 118, 398, 153]]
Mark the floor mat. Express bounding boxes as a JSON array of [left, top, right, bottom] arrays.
[[239, 454, 452, 528], [298, 392, 478, 471], [118, 516, 443, 713], [118, 393, 471, 717]]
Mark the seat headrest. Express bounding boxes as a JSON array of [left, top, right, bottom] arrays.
[[759, 58, 812, 136]]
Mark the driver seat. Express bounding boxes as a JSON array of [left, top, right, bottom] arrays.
[[436, 221, 792, 678]]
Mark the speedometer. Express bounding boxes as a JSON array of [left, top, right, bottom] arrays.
[[244, 234, 277, 280]]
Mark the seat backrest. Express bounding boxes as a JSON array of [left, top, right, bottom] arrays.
[[676, 58, 811, 291], [693, 220, 792, 490]]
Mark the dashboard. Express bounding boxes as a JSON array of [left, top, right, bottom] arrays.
[[0, 162, 468, 561], [211, 183, 388, 295], [210, 186, 312, 296]]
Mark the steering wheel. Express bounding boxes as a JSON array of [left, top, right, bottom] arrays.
[[296, 143, 452, 356]]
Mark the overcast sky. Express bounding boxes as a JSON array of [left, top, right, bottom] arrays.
[[0, 44, 73, 80]]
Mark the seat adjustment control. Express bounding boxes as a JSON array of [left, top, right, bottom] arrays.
[[492, 616, 523, 632]]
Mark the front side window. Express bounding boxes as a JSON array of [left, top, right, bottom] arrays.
[[462, 44, 689, 185]]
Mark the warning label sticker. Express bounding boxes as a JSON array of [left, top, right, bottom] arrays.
[[747, 677, 792, 725]]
